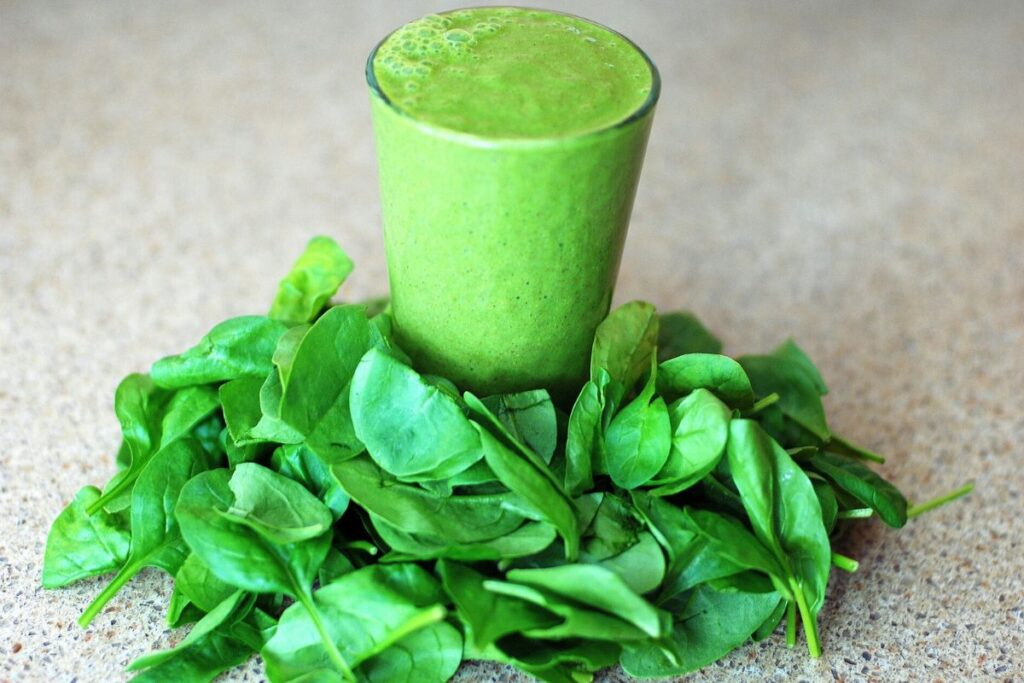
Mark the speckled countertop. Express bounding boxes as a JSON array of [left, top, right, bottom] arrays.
[[1, 1, 1021, 681]]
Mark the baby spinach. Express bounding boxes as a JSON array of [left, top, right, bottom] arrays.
[[151, 316, 289, 389], [604, 356, 672, 489], [42, 486, 130, 589], [809, 450, 908, 528], [649, 387, 731, 495], [590, 300, 659, 390], [738, 340, 830, 441], [481, 389, 558, 463], [657, 353, 755, 407], [657, 311, 723, 361], [726, 419, 831, 656], [79, 438, 210, 627], [269, 236, 354, 326], [350, 348, 483, 480]]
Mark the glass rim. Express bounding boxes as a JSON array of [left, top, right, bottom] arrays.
[[365, 6, 661, 147]]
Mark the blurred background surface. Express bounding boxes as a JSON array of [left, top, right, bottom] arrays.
[[1, 1, 1022, 681]]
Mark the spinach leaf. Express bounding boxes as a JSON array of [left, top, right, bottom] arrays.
[[80, 439, 209, 627], [657, 353, 754, 407], [358, 620, 463, 683], [594, 531, 666, 595], [469, 418, 579, 560], [738, 340, 830, 440], [564, 368, 612, 495], [621, 585, 781, 677], [220, 375, 302, 447], [482, 580, 656, 642], [42, 486, 130, 589], [269, 236, 354, 326], [809, 451, 908, 528], [726, 419, 831, 656], [151, 316, 289, 389], [261, 564, 453, 682], [96, 382, 221, 514], [331, 456, 526, 543], [176, 469, 331, 596], [437, 560, 559, 649], [657, 311, 723, 361], [128, 590, 255, 672], [350, 348, 483, 480], [375, 516, 557, 563], [481, 389, 558, 463], [222, 463, 334, 544], [604, 357, 671, 489], [590, 300, 659, 390], [174, 552, 237, 613], [127, 628, 253, 683], [272, 444, 350, 520], [504, 564, 668, 638], [279, 305, 370, 457], [649, 387, 730, 494]]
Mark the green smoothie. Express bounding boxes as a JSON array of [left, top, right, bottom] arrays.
[[367, 7, 658, 399]]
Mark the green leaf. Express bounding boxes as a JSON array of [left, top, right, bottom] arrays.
[[504, 564, 667, 638], [222, 463, 334, 544], [564, 369, 612, 496], [42, 486, 130, 589], [657, 311, 723, 361], [331, 456, 526, 544], [437, 560, 559, 649], [469, 417, 579, 561], [127, 628, 253, 683], [174, 553, 237, 613], [128, 591, 255, 672], [176, 469, 331, 597], [604, 359, 671, 489], [80, 439, 210, 627], [358, 621, 463, 683], [151, 316, 289, 389], [269, 236, 354, 326], [657, 353, 755, 407], [726, 419, 831, 656], [590, 301, 659, 389], [481, 389, 558, 463], [738, 340, 830, 440], [261, 564, 452, 681], [272, 444, 350, 520], [809, 451, 908, 528], [649, 388, 731, 494], [350, 348, 482, 480], [594, 532, 666, 595], [92, 376, 220, 514], [482, 580, 656, 643], [375, 516, 557, 563], [279, 305, 370, 455], [621, 585, 781, 677]]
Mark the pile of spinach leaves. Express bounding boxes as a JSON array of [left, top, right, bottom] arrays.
[[43, 237, 970, 682]]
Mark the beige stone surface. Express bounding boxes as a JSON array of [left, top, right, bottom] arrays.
[[2, 1, 1022, 681]]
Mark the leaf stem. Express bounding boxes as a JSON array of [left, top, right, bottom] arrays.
[[788, 578, 821, 658], [837, 508, 873, 520], [831, 552, 859, 573], [295, 586, 356, 682], [785, 600, 796, 648], [908, 482, 974, 518], [748, 392, 780, 414], [78, 561, 139, 628], [828, 435, 885, 464]]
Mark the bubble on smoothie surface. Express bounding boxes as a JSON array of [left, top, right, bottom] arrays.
[[371, 7, 654, 138]]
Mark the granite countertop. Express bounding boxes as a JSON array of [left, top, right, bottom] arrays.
[[2, 1, 1021, 681]]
